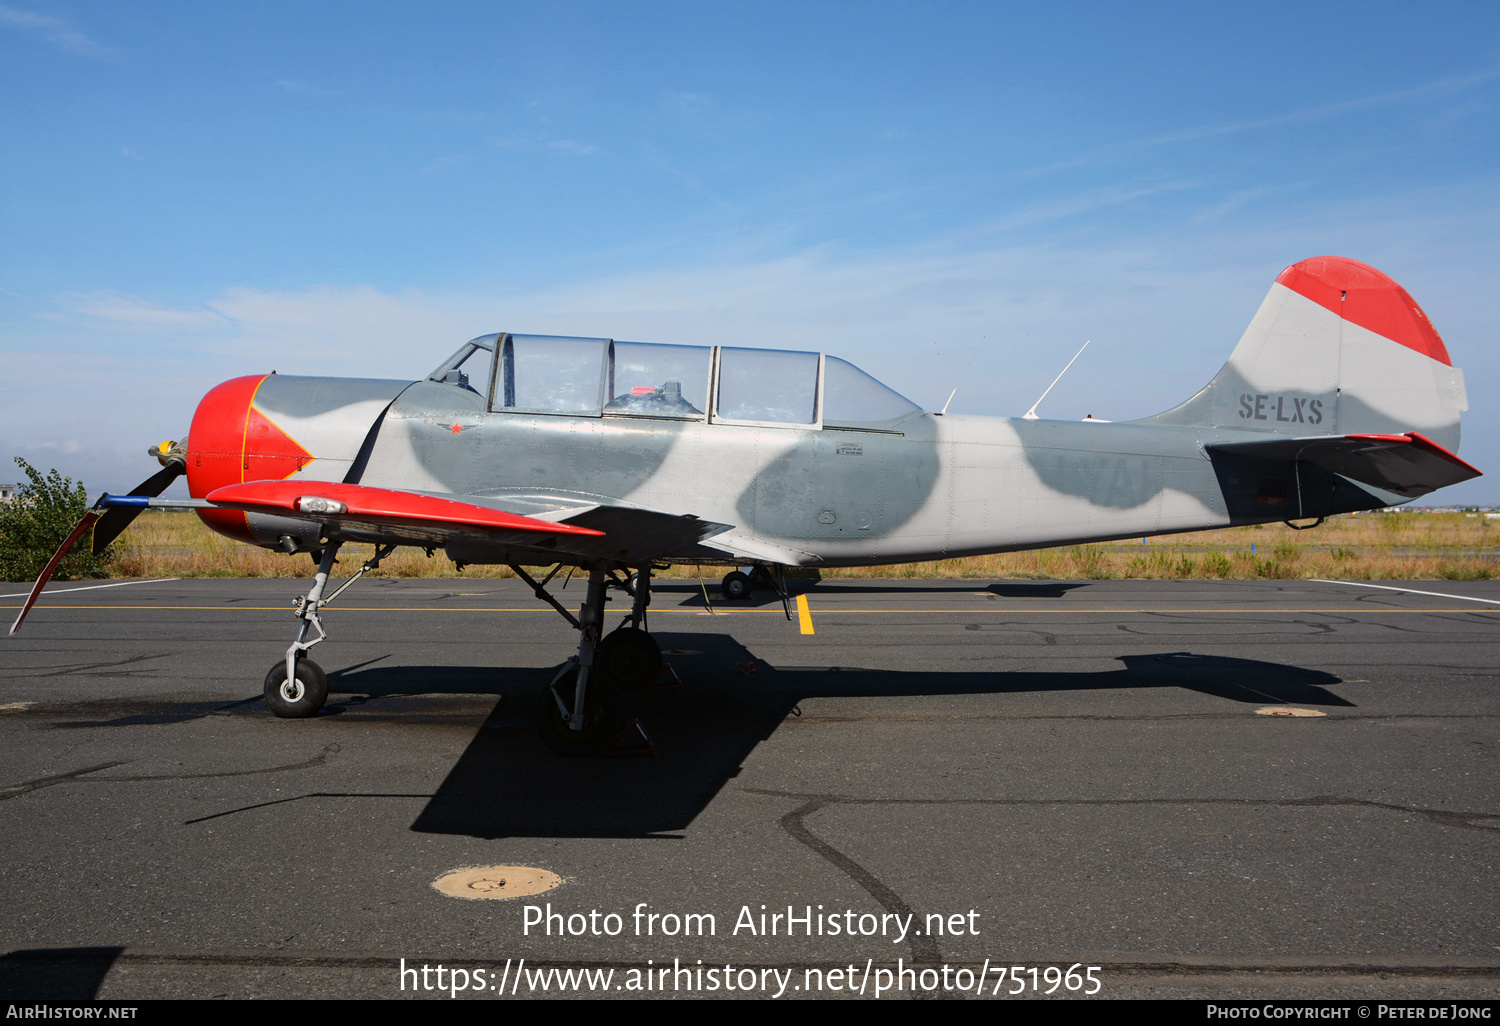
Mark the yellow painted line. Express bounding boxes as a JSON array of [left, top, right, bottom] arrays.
[[3, 605, 1496, 614], [796, 593, 815, 634]]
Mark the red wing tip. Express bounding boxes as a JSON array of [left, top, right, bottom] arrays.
[[1404, 432, 1483, 476]]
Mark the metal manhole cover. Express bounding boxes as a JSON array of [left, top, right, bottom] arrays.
[[432, 866, 562, 900], [1255, 706, 1327, 718]]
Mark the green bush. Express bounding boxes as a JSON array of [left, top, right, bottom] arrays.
[[0, 458, 113, 582], [1202, 552, 1233, 578]]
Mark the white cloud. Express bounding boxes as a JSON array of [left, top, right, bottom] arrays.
[[1023, 68, 1500, 176], [494, 136, 601, 156], [1194, 185, 1282, 223], [0, 4, 106, 56], [40, 292, 229, 334], [419, 154, 465, 173]]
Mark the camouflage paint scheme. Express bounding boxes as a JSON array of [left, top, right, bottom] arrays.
[[186, 257, 1476, 572]]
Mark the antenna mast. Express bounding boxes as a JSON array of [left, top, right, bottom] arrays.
[[1022, 340, 1090, 421]]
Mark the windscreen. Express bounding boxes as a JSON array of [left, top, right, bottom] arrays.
[[823, 356, 921, 422], [427, 335, 498, 401]]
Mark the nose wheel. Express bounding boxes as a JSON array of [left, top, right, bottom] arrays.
[[264, 656, 328, 718]]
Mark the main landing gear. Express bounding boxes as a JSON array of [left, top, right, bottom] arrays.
[[263, 547, 670, 756], [510, 563, 672, 756]]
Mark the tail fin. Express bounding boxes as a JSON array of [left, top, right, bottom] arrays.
[[1143, 256, 1469, 452]]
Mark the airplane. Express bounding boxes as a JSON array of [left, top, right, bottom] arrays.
[[9, 256, 1481, 755]]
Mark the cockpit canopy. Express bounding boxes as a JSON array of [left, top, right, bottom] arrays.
[[427, 333, 922, 427]]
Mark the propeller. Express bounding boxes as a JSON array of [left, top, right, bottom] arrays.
[[91, 458, 186, 555], [9, 440, 185, 635]]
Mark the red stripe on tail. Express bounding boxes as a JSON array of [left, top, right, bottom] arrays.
[[1277, 256, 1451, 366]]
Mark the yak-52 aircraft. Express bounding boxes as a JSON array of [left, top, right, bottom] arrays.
[[10, 256, 1481, 754]]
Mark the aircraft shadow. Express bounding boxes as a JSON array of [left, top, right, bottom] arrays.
[[324, 633, 1355, 841], [0, 947, 123, 1000], [650, 579, 1093, 608]]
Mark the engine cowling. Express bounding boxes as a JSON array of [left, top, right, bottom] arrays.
[[184, 374, 411, 546]]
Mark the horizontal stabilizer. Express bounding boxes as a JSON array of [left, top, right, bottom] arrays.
[[205, 480, 606, 540], [1206, 432, 1481, 499]]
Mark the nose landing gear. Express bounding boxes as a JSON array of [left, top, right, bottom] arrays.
[[264, 540, 393, 719]]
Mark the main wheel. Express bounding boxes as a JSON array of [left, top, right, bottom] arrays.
[[720, 570, 752, 600], [263, 656, 328, 718], [749, 565, 774, 590], [594, 627, 663, 691], [534, 667, 625, 756]]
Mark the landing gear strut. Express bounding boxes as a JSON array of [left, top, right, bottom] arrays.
[[596, 565, 663, 691], [263, 540, 393, 719], [513, 563, 665, 755]]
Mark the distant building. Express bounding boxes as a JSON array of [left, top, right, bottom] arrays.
[[0, 483, 15, 503]]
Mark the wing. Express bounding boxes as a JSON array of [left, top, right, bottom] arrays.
[[205, 480, 605, 551], [213, 481, 746, 566], [1206, 431, 1481, 499], [442, 496, 736, 566]]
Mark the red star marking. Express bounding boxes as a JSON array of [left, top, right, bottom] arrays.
[[450, 424, 463, 434]]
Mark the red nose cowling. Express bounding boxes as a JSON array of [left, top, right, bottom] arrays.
[[185, 374, 313, 545]]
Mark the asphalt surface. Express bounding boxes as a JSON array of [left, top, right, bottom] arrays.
[[1, 575, 1497, 1001]]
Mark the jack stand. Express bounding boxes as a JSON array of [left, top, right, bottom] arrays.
[[641, 661, 684, 692], [601, 717, 659, 757]]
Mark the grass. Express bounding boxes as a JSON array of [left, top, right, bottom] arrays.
[[105, 510, 1499, 582]]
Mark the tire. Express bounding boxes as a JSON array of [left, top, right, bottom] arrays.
[[263, 657, 328, 718], [748, 566, 774, 590], [534, 667, 625, 756], [594, 627, 663, 691], [720, 570, 752, 601]]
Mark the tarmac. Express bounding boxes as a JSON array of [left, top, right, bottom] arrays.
[[1, 575, 1497, 1000]]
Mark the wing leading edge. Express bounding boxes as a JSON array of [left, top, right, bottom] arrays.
[[205, 480, 605, 549]]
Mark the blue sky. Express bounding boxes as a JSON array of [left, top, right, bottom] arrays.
[[3, 1, 1498, 504]]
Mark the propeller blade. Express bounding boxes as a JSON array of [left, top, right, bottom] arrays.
[[91, 462, 186, 555], [8, 508, 104, 635]]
